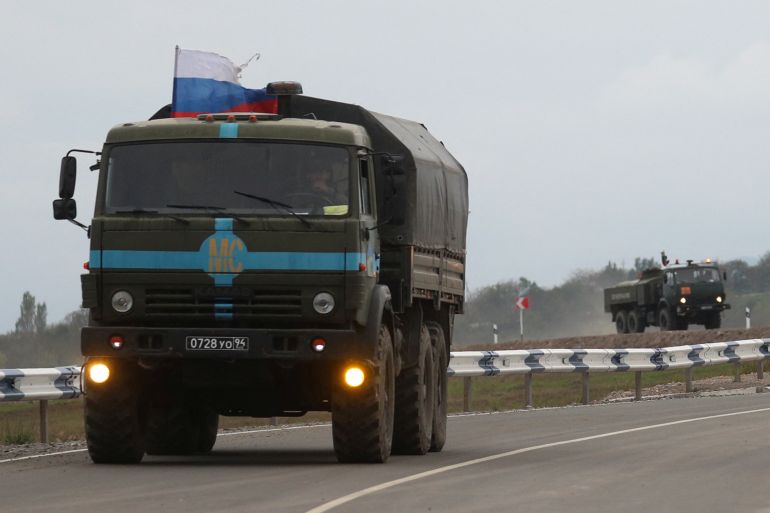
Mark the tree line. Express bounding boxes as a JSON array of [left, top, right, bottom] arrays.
[[0, 292, 86, 368]]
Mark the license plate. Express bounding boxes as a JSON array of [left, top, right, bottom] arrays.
[[185, 336, 249, 351], [700, 305, 713, 310]]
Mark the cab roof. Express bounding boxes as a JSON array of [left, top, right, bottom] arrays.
[[105, 115, 372, 149]]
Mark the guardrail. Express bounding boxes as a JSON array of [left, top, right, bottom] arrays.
[[2, 339, 768, 443], [449, 339, 770, 411], [0, 366, 82, 443]]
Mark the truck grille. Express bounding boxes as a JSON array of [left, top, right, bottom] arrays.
[[145, 288, 302, 318]]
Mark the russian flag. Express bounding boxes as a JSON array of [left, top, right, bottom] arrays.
[[171, 48, 277, 118]]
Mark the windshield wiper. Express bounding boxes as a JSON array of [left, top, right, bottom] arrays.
[[165, 204, 249, 225], [114, 208, 190, 225], [232, 191, 311, 228]]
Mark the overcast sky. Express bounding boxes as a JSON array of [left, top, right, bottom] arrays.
[[2, 1, 770, 330]]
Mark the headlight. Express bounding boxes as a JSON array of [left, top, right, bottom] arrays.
[[680, 297, 687, 304], [88, 363, 110, 384], [111, 290, 134, 313], [716, 296, 723, 303], [313, 292, 335, 314]]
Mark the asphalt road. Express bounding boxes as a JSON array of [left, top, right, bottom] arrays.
[[3, 394, 770, 513]]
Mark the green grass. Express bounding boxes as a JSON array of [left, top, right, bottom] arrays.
[[0, 362, 759, 445]]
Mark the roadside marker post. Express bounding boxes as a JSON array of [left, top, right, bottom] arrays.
[[515, 296, 529, 343]]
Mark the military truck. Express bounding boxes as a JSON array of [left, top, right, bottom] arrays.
[[52, 82, 468, 464], [604, 253, 729, 333]]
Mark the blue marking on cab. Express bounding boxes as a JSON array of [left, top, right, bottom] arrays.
[[89, 250, 366, 272], [219, 123, 239, 138]]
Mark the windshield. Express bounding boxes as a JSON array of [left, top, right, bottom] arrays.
[[674, 268, 721, 283], [104, 142, 350, 216]]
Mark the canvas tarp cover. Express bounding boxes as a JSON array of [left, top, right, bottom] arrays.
[[288, 96, 468, 253]]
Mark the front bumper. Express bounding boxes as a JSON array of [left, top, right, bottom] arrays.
[[676, 303, 731, 316], [82, 326, 365, 360]]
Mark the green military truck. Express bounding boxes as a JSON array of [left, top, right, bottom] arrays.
[[604, 254, 729, 333], [53, 83, 468, 464]]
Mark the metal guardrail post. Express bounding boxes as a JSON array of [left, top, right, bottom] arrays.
[[524, 373, 533, 408], [581, 372, 590, 405], [270, 417, 278, 426], [685, 368, 694, 393], [734, 362, 742, 383], [463, 377, 472, 412], [39, 400, 49, 444], [757, 360, 764, 381], [634, 371, 642, 401]]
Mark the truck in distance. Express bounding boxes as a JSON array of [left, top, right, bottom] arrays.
[[603, 252, 730, 333], [52, 82, 468, 464]]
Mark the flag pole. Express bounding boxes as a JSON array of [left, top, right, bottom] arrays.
[[171, 45, 180, 114], [519, 307, 524, 342]]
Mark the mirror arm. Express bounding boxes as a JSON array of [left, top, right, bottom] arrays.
[[66, 149, 100, 157], [67, 218, 90, 234]]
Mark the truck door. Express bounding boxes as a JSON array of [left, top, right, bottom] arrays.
[[358, 156, 378, 278]]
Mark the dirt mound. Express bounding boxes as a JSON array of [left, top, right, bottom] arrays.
[[468, 326, 770, 351]]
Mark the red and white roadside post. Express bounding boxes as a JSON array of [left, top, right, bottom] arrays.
[[515, 296, 530, 342]]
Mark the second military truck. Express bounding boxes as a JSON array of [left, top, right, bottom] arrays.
[[604, 254, 730, 333], [53, 82, 468, 464]]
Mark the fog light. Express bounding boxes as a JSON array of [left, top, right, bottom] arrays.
[[311, 337, 327, 352], [111, 290, 133, 313], [88, 363, 110, 384], [109, 335, 124, 350], [680, 297, 687, 304], [344, 366, 365, 388], [313, 292, 335, 315]]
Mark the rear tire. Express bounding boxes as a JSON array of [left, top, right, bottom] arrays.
[[146, 399, 219, 455], [704, 313, 722, 330], [84, 364, 145, 464], [427, 322, 448, 453], [627, 310, 645, 333], [145, 404, 199, 455], [393, 324, 435, 455], [615, 310, 629, 334], [332, 324, 395, 463]]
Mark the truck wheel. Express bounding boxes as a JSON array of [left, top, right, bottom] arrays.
[[393, 324, 435, 455], [615, 310, 629, 334], [427, 322, 448, 453], [704, 313, 722, 330], [196, 410, 219, 453], [332, 324, 395, 463], [145, 404, 199, 455], [627, 310, 645, 333], [658, 308, 672, 331], [85, 368, 145, 464]]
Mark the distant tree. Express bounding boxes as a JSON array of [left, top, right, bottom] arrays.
[[34, 303, 48, 333], [15, 292, 37, 334]]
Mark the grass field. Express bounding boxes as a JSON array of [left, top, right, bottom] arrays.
[[0, 362, 760, 445]]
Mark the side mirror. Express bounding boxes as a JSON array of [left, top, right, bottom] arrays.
[[59, 156, 77, 198], [53, 198, 77, 220], [662, 274, 668, 284]]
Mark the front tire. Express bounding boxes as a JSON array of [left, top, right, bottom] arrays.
[[332, 324, 395, 463], [84, 363, 145, 464], [393, 324, 435, 455]]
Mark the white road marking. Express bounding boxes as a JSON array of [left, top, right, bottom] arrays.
[[304, 406, 770, 513]]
